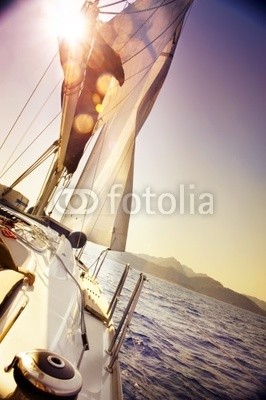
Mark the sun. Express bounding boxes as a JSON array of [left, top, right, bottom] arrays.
[[46, 1, 90, 42]]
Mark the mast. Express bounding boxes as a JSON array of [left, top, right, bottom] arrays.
[[33, 1, 98, 216]]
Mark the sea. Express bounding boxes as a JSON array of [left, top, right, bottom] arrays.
[[92, 255, 266, 400]]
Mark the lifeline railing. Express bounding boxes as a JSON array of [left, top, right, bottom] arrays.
[[92, 248, 110, 279], [106, 272, 146, 373], [106, 263, 130, 324]]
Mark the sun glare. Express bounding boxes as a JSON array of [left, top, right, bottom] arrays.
[[47, 1, 89, 42]]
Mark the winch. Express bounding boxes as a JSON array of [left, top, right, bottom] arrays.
[[5, 349, 82, 399]]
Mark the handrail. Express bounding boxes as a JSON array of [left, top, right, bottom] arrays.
[[92, 248, 110, 279], [106, 273, 146, 372], [107, 263, 130, 323]]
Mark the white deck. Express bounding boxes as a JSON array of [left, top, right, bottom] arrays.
[[0, 213, 122, 399]]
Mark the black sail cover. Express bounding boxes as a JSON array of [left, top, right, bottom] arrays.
[[59, 31, 125, 174]]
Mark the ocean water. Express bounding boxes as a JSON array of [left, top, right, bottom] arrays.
[[95, 258, 266, 400]]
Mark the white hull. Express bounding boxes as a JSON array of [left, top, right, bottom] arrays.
[[0, 204, 123, 399]]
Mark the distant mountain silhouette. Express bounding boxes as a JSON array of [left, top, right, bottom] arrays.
[[247, 295, 266, 312], [108, 252, 266, 317], [138, 254, 208, 278]]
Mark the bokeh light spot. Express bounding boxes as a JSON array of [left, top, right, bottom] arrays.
[[74, 114, 94, 134], [96, 73, 112, 96], [92, 93, 101, 105], [95, 103, 103, 113]]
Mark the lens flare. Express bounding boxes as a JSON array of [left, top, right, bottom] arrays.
[[95, 103, 103, 113], [92, 93, 101, 105], [74, 114, 94, 134], [96, 73, 112, 96]]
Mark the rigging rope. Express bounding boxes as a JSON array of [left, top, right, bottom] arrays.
[[123, 3, 191, 63], [99, 0, 179, 15], [35, 148, 59, 213], [0, 112, 61, 179], [47, 171, 72, 216], [2, 142, 59, 197], [0, 53, 58, 152], [0, 80, 61, 178], [99, 0, 127, 9]]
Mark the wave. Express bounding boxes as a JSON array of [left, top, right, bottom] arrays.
[[96, 259, 266, 399]]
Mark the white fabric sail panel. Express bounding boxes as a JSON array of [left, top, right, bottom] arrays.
[[98, 0, 193, 126], [61, 1, 193, 250]]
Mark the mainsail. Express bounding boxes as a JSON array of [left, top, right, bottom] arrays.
[[61, 0, 193, 250]]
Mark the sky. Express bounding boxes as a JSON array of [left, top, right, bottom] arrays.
[[0, 0, 265, 301], [127, 0, 266, 301]]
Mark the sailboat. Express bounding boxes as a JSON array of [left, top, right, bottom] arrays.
[[0, 0, 193, 398]]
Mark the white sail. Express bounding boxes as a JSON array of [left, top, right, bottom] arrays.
[[61, 0, 193, 251]]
